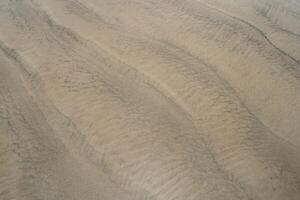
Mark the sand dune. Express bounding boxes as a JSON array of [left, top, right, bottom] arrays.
[[0, 0, 299, 199]]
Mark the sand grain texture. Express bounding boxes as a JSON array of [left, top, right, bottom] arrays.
[[0, 0, 300, 200]]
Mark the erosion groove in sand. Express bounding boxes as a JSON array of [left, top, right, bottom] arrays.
[[0, 0, 299, 200]]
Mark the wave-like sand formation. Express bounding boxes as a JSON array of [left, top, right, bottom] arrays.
[[0, 0, 300, 199]]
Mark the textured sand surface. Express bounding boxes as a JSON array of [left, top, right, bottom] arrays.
[[0, 0, 300, 199]]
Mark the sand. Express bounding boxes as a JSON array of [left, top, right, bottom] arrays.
[[0, 0, 300, 199]]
